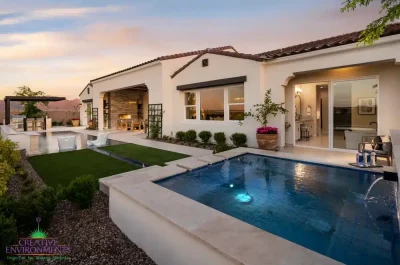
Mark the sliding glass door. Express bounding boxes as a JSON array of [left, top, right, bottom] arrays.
[[331, 78, 378, 150]]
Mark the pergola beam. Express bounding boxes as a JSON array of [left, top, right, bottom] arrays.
[[3, 96, 66, 125]]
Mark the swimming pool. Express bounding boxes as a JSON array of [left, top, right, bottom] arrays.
[[156, 154, 399, 265]]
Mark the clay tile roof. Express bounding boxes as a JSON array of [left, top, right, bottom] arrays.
[[90, 45, 237, 82], [171, 50, 263, 79], [257, 22, 400, 59]]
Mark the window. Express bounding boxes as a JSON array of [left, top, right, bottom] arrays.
[[200, 88, 224, 121], [185, 92, 196, 119], [183, 85, 245, 121], [228, 86, 244, 120], [87, 87, 90, 94]]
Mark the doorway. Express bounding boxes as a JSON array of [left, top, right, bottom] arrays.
[[290, 77, 379, 151], [294, 82, 329, 148]]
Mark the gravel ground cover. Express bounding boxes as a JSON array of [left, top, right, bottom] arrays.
[[37, 192, 156, 265]]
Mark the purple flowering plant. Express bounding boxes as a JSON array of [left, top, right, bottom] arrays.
[[257, 126, 278, 134]]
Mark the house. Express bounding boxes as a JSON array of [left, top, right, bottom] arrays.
[[79, 23, 400, 150]]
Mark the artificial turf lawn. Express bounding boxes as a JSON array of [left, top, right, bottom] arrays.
[[100, 143, 189, 166], [28, 149, 140, 188]]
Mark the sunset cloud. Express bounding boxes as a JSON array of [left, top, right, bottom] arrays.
[[0, 6, 122, 25], [0, 0, 387, 99]]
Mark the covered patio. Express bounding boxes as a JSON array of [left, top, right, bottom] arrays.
[[80, 84, 149, 131], [3, 96, 66, 131]]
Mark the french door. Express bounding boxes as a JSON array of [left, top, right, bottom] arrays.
[[329, 77, 379, 151]]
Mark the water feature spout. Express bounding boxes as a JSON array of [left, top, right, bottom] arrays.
[[364, 177, 384, 200]]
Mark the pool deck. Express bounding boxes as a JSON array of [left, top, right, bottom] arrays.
[[101, 145, 394, 265]]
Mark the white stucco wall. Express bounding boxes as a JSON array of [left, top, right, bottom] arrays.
[[79, 85, 92, 101], [89, 63, 163, 129], [171, 54, 263, 147], [161, 56, 199, 137], [264, 37, 400, 147], [109, 188, 236, 265]]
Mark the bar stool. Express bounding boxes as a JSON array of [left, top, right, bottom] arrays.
[[300, 125, 310, 140]]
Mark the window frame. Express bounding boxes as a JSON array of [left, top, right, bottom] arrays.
[[183, 84, 245, 122], [227, 85, 245, 121], [184, 92, 197, 120]]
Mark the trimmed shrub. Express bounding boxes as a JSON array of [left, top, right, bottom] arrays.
[[184, 130, 197, 142], [0, 196, 18, 218], [64, 175, 97, 209], [14, 187, 58, 232], [176, 131, 185, 141], [214, 144, 231, 154], [0, 136, 20, 167], [199, 131, 212, 144], [214, 132, 226, 145], [0, 214, 18, 260], [230, 133, 247, 147]]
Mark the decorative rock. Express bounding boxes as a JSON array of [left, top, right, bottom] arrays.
[[36, 192, 156, 265]]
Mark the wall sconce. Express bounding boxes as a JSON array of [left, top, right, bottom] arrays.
[[295, 87, 302, 95], [128, 101, 137, 104]]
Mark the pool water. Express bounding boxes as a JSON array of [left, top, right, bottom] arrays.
[[156, 154, 400, 265]]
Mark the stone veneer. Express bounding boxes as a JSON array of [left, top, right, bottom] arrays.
[[109, 89, 146, 129]]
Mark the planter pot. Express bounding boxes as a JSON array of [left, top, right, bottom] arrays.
[[256, 133, 278, 150], [88, 121, 93, 128], [71, 120, 80, 127]]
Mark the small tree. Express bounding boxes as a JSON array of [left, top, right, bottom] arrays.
[[15, 86, 48, 118], [242, 89, 288, 127], [341, 0, 400, 45]]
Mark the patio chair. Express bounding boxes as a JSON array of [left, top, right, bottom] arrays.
[[131, 120, 142, 130], [87, 132, 109, 147], [358, 135, 393, 166], [57, 136, 77, 152]]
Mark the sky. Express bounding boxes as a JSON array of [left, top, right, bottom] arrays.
[[0, 0, 383, 99]]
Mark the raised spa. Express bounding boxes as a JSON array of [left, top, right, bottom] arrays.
[[156, 154, 399, 265]]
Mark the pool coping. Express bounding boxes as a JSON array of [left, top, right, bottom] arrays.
[[106, 147, 392, 265]]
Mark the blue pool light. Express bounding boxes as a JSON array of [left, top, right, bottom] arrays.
[[235, 193, 252, 203], [229, 184, 234, 188]]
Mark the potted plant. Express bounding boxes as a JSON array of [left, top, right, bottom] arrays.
[[242, 89, 288, 150], [71, 104, 81, 127], [71, 118, 80, 127]]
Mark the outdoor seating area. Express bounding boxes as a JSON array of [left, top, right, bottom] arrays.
[[358, 135, 393, 165], [116, 119, 145, 131], [87, 132, 109, 147]]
